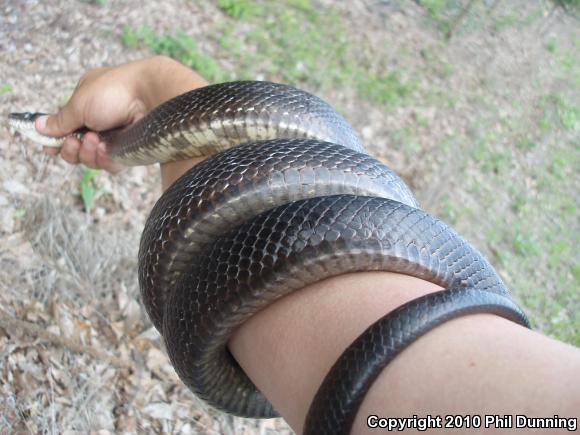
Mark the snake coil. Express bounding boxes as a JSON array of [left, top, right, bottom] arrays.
[[10, 81, 529, 434]]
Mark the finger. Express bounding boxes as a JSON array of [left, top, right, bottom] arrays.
[[82, 131, 101, 147], [60, 137, 81, 164], [97, 141, 124, 174], [35, 98, 85, 138], [78, 135, 100, 169]]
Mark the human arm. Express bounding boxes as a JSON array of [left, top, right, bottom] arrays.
[[229, 271, 580, 434]]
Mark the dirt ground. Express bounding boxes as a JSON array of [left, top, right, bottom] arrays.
[[0, 0, 578, 434]]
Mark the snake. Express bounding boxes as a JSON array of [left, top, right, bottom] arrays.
[[9, 80, 530, 434]]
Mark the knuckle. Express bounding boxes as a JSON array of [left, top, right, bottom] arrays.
[[79, 146, 98, 168], [62, 153, 78, 164], [77, 69, 97, 87], [77, 66, 108, 87], [61, 141, 80, 163], [83, 161, 99, 169], [56, 109, 69, 128]]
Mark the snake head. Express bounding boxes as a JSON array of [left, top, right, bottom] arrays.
[[7, 112, 64, 147]]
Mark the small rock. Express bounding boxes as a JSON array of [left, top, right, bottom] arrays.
[[361, 125, 374, 140], [3, 180, 29, 195], [1, 207, 15, 232], [143, 402, 173, 420]]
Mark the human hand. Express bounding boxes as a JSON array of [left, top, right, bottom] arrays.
[[36, 56, 208, 172]]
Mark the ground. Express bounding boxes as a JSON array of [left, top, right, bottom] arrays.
[[0, 0, 578, 433]]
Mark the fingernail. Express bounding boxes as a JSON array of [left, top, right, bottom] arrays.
[[97, 142, 107, 153], [82, 135, 98, 147], [35, 115, 48, 133]]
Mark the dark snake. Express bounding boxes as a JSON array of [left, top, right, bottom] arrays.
[[9, 81, 530, 434]]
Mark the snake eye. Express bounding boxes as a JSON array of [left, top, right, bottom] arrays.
[[26, 112, 45, 121], [8, 112, 45, 122]]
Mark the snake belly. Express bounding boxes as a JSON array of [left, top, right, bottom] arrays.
[[9, 80, 530, 434]]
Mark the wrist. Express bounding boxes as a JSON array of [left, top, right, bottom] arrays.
[[137, 55, 208, 110], [160, 157, 206, 190], [139, 56, 210, 189]]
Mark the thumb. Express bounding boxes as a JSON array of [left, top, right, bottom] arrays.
[[35, 103, 84, 138]]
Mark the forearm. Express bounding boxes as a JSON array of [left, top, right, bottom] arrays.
[[228, 272, 580, 434]]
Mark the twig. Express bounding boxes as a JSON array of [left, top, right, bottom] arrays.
[[486, 0, 501, 17], [0, 309, 131, 369], [446, 0, 479, 40], [537, 3, 561, 36], [554, 0, 580, 20]]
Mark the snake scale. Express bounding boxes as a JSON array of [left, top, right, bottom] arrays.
[[9, 81, 530, 434]]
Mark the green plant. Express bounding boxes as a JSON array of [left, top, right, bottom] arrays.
[[241, 5, 352, 88], [356, 72, 415, 106], [120, 27, 140, 48], [287, 0, 315, 12], [510, 191, 527, 214], [420, 0, 449, 19], [573, 264, 580, 284], [548, 240, 571, 269], [551, 0, 580, 12], [515, 137, 537, 150], [539, 95, 580, 132], [546, 39, 558, 54], [217, 0, 262, 19], [392, 127, 421, 153], [121, 3, 415, 107], [14, 208, 26, 219], [78, 0, 107, 5], [494, 14, 519, 31], [513, 229, 540, 257], [484, 151, 510, 174], [215, 1, 417, 106], [120, 27, 225, 82], [557, 99, 579, 131], [440, 194, 459, 225], [418, 0, 455, 36], [79, 169, 105, 212], [549, 154, 568, 179], [0, 84, 12, 94]]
